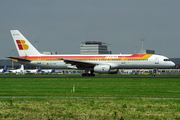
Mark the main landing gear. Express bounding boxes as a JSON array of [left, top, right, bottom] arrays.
[[82, 70, 95, 77], [152, 68, 157, 77]]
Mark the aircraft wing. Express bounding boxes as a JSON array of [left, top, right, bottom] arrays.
[[7, 57, 31, 62], [58, 58, 98, 67]]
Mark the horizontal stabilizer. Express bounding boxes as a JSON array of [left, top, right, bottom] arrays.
[[7, 57, 31, 62]]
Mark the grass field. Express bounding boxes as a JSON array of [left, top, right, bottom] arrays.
[[0, 75, 180, 119], [0, 76, 180, 97], [1, 98, 180, 119]]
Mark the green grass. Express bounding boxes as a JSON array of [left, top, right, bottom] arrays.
[[0, 98, 180, 119], [0, 76, 180, 97], [0, 75, 180, 119]]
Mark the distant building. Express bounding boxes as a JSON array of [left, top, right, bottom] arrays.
[[139, 50, 155, 54], [80, 41, 111, 54]]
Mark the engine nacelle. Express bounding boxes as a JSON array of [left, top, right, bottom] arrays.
[[94, 65, 110, 74]]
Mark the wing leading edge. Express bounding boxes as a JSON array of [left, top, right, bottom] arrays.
[[58, 58, 98, 68]]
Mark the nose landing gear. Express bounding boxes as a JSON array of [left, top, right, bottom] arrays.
[[152, 68, 157, 77]]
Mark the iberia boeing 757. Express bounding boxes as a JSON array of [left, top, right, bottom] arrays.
[[8, 30, 175, 76]]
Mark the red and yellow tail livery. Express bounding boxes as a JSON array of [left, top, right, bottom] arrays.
[[16, 40, 29, 50]]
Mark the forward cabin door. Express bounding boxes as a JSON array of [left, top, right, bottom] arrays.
[[155, 58, 159, 64]]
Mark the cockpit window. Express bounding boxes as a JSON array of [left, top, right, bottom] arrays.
[[164, 59, 170, 61]]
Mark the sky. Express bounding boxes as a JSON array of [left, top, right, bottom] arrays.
[[0, 0, 180, 58]]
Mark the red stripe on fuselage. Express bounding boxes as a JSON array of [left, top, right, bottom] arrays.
[[18, 54, 146, 60]]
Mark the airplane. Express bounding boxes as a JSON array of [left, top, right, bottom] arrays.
[[41, 69, 56, 74], [8, 30, 175, 77], [26, 67, 41, 74], [8, 64, 25, 74], [0, 65, 8, 74]]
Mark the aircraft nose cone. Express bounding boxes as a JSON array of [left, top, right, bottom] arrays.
[[170, 62, 175, 67]]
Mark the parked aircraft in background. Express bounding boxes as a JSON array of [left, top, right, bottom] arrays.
[[8, 64, 42, 75], [0, 65, 8, 74], [8, 65, 25, 74], [41, 69, 55, 74], [8, 30, 175, 77], [26, 67, 41, 74]]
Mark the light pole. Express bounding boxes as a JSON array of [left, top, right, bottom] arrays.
[[134, 46, 137, 54], [108, 44, 111, 54], [11, 50, 14, 70], [141, 38, 145, 51], [35, 40, 39, 49]]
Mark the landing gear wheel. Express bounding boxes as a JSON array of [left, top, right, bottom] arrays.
[[82, 73, 85, 77]]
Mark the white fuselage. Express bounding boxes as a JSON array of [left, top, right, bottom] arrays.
[[17, 54, 175, 70]]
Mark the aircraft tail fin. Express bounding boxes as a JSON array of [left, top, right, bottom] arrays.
[[51, 69, 55, 73], [2, 65, 7, 73], [20, 65, 24, 70], [10, 30, 42, 57], [37, 67, 41, 73]]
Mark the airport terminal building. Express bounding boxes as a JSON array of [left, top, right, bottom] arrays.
[[80, 41, 111, 54]]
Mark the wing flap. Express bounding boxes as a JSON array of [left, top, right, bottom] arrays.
[[58, 58, 97, 67]]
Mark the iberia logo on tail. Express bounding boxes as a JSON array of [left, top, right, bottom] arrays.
[[16, 40, 29, 50]]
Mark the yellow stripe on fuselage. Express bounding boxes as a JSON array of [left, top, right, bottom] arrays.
[[140, 54, 152, 59]]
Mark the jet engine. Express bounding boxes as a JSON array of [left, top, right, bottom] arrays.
[[94, 64, 110, 74]]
